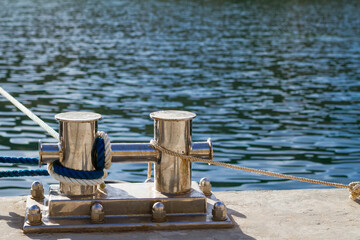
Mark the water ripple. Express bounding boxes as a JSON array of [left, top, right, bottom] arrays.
[[0, 0, 360, 196]]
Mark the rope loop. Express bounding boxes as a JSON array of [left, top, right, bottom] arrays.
[[47, 131, 111, 186], [95, 131, 111, 169], [52, 160, 104, 179]]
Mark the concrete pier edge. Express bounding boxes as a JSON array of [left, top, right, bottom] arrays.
[[0, 188, 358, 240]]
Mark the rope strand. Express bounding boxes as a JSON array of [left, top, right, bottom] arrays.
[[0, 87, 59, 140], [149, 139, 360, 199], [0, 169, 49, 178], [0, 156, 38, 165]]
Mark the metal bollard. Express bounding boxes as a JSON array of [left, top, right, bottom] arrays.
[[111, 110, 212, 195], [151, 110, 196, 194], [39, 112, 102, 196], [56, 112, 101, 195]]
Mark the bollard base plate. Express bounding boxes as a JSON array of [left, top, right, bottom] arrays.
[[23, 182, 233, 233]]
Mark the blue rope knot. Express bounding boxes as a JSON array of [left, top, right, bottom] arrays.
[[52, 136, 106, 179]]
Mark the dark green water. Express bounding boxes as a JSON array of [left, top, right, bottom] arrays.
[[1, 0, 360, 196]]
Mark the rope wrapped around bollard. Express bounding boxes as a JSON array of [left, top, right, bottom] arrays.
[[0, 132, 111, 185], [47, 131, 111, 186]]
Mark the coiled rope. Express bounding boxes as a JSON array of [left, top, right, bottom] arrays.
[[149, 139, 360, 200], [47, 131, 111, 186], [0, 133, 111, 182]]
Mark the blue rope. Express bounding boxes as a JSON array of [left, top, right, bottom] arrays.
[[0, 156, 38, 165], [52, 136, 106, 179], [0, 169, 49, 178], [92, 137, 105, 170], [0, 136, 106, 179], [53, 160, 104, 179]]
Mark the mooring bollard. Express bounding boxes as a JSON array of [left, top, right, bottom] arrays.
[[26, 110, 233, 233], [111, 110, 213, 195], [39, 112, 102, 196], [151, 110, 197, 194]]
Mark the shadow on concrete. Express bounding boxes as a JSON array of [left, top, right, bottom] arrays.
[[0, 212, 24, 230], [225, 206, 256, 240], [228, 208, 247, 219]]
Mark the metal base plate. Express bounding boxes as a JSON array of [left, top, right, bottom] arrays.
[[23, 182, 233, 233]]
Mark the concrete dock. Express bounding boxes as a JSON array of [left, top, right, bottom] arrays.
[[0, 188, 358, 240]]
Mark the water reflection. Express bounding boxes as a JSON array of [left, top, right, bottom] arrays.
[[1, 0, 360, 196]]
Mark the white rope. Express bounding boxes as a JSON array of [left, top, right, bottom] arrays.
[[47, 162, 106, 186], [0, 87, 59, 140], [96, 131, 112, 169], [47, 131, 112, 186]]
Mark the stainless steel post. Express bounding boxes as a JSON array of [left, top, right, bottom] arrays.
[[55, 112, 102, 196], [150, 110, 196, 195]]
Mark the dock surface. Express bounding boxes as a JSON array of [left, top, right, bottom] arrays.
[[0, 188, 358, 240]]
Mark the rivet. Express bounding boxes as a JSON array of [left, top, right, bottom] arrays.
[[91, 203, 105, 223], [199, 177, 212, 196], [27, 205, 42, 225], [30, 181, 44, 200], [152, 202, 166, 222], [212, 201, 227, 221]]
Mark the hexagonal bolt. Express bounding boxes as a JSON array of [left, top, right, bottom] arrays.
[[27, 205, 42, 225], [30, 181, 44, 200], [145, 178, 153, 183], [91, 203, 105, 223], [212, 201, 227, 221], [152, 202, 166, 222], [199, 177, 212, 196]]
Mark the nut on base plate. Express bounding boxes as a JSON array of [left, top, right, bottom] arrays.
[[23, 182, 233, 233]]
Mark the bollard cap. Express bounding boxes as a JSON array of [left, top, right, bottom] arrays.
[[55, 112, 101, 122], [150, 110, 196, 121]]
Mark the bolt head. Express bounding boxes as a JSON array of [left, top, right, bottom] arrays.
[[152, 202, 166, 222], [212, 201, 227, 221], [31, 181, 44, 199], [27, 205, 42, 225], [91, 203, 105, 223], [199, 177, 212, 196], [145, 178, 153, 183]]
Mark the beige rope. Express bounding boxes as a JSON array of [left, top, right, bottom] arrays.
[[147, 162, 152, 179], [149, 140, 360, 200]]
